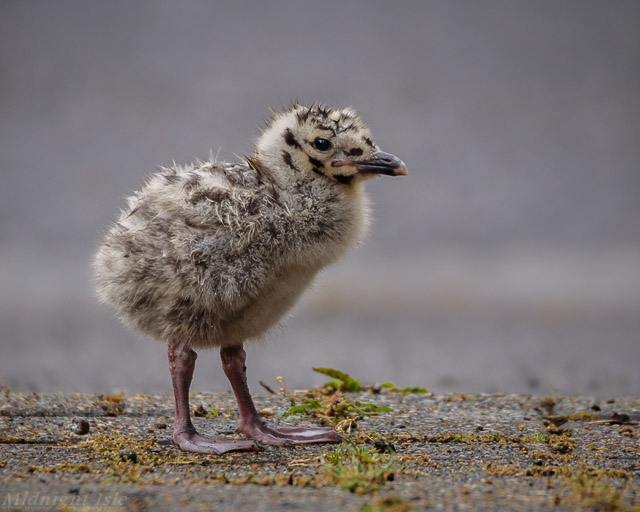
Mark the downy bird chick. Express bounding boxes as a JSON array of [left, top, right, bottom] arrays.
[[94, 104, 408, 454]]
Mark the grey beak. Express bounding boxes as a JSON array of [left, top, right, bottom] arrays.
[[333, 150, 408, 176]]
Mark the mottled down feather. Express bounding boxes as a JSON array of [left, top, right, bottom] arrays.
[[94, 157, 367, 348]]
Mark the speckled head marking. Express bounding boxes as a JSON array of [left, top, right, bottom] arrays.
[[254, 104, 407, 188]]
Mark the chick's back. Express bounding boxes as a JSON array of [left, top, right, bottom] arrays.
[[94, 161, 293, 347]]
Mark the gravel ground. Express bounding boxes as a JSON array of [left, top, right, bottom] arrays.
[[1, 389, 638, 511]]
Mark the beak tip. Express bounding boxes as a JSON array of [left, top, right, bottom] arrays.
[[380, 152, 408, 177]]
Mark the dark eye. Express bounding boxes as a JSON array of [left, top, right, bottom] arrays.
[[313, 138, 332, 151]]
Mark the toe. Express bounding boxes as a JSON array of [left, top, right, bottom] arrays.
[[174, 431, 262, 454], [239, 423, 343, 446]]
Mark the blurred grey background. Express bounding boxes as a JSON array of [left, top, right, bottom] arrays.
[[1, 1, 639, 397]]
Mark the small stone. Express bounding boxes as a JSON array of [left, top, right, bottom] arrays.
[[590, 404, 601, 412], [119, 448, 137, 463], [154, 422, 167, 429], [619, 426, 634, 437], [374, 440, 396, 453], [72, 418, 90, 435], [611, 412, 630, 424], [193, 404, 207, 417], [545, 415, 568, 427]]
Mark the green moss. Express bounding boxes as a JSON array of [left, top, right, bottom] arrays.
[[322, 443, 396, 494], [484, 462, 631, 480], [0, 436, 37, 444], [283, 398, 324, 418], [280, 389, 391, 428], [569, 467, 636, 511], [547, 433, 576, 454], [521, 433, 549, 442], [424, 431, 517, 444], [313, 367, 362, 392], [24, 432, 171, 483], [390, 387, 428, 394], [567, 412, 599, 421]]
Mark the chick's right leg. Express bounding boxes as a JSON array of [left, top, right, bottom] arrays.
[[221, 344, 343, 446], [169, 339, 261, 454]]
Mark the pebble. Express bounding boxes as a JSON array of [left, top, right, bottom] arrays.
[[373, 440, 396, 453], [71, 418, 90, 435], [119, 448, 137, 463]]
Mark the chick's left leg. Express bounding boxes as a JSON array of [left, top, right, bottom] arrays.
[[220, 344, 343, 446], [169, 339, 261, 454]]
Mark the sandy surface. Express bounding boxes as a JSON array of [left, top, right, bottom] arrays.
[[1, 389, 638, 511]]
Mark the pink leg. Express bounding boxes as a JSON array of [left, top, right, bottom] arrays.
[[220, 344, 344, 446], [169, 339, 261, 454]]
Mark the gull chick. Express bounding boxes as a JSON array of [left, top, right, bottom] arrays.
[[94, 104, 408, 453]]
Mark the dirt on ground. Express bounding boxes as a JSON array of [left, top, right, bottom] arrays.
[[0, 386, 638, 511]]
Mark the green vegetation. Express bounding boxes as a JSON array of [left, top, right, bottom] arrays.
[[322, 443, 396, 494], [391, 386, 428, 394], [569, 467, 636, 511], [424, 431, 518, 444], [280, 394, 391, 425], [547, 432, 576, 454], [275, 368, 394, 427], [283, 398, 325, 417], [313, 367, 362, 392], [521, 433, 550, 442], [312, 368, 428, 395]]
